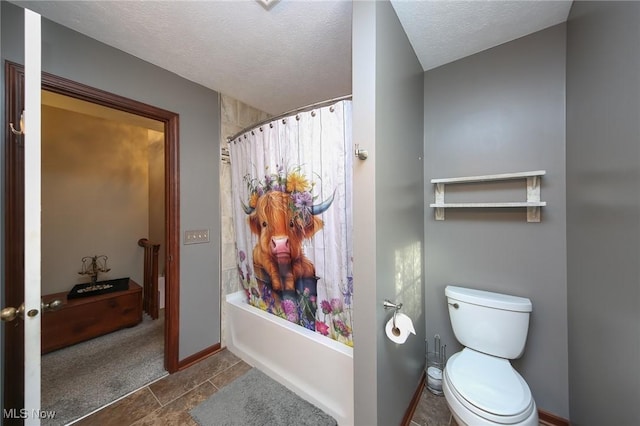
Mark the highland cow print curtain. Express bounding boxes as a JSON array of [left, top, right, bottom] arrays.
[[230, 100, 353, 347]]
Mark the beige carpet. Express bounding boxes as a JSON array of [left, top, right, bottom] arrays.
[[41, 313, 166, 425]]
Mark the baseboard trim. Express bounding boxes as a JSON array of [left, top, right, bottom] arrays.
[[177, 343, 222, 371], [401, 371, 427, 426], [539, 409, 571, 426]]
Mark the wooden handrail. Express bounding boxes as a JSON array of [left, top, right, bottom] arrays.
[[138, 238, 161, 320]]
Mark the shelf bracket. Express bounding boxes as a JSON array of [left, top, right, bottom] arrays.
[[526, 175, 541, 222], [435, 183, 445, 221]]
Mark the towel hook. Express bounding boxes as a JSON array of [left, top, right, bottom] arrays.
[[9, 111, 25, 135]]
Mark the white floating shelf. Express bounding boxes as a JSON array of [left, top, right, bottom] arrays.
[[430, 170, 546, 184], [430, 202, 547, 208], [430, 171, 547, 222]]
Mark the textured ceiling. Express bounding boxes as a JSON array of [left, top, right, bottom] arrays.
[[390, 0, 573, 71], [16, 0, 352, 115], [14, 1, 572, 116]]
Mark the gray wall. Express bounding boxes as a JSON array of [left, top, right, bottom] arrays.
[[424, 24, 569, 417], [1, 2, 221, 360], [566, 2, 640, 424], [353, 2, 425, 425]]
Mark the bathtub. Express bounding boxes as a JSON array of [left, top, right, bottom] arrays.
[[225, 291, 354, 425]]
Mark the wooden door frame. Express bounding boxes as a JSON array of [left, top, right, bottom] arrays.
[[3, 61, 181, 411]]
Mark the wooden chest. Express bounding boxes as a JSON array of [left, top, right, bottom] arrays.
[[41, 279, 142, 354]]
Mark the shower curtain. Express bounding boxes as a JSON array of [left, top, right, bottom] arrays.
[[230, 100, 353, 347]]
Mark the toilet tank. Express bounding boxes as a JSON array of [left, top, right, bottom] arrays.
[[446, 286, 532, 359]]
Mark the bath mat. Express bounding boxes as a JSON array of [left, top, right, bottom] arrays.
[[190, 368, 337, 426]]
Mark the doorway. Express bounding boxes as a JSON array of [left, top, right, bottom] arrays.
[[3, 61, 180, 417]]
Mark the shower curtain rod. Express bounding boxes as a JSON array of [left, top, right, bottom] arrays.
[[227, 94, 352, 142]]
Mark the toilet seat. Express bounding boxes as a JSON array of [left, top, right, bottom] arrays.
[[444, 348, 535, 424]]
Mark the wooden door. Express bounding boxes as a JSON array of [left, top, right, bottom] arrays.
[[2, 10, 42, 425]]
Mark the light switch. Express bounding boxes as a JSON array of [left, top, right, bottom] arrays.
[[184, 229, 210, 244]]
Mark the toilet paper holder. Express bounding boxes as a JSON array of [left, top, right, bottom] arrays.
[[383, 299, 403, 329]]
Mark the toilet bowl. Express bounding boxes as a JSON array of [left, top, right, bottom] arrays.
[[443, 286, 538, 426], [443, 349, 537, 426]]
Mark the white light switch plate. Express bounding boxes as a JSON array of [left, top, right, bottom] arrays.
[[184, 229, 210, 244]]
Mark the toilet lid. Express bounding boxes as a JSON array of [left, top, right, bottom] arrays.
[[446, 349, 532, 417]]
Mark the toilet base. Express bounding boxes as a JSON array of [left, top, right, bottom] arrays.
[[443, 371, 538, 426]]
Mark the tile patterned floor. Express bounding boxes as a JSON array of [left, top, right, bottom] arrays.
[[410, 387, 458, 426], [410, 386, 547, 426], [71, 348, 501, 426], [73, 349, 251, 425]]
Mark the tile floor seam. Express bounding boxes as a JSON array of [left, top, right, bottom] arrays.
[[133, 402, 164, 425], [208, 378, 220, 391], [147, 385, 163, 408], [207, 358, 240, 382], [133, 381, 216, 425], [186, 364, 231, 397], [150, 359, 238, 408], [157, 384, 204, 408]]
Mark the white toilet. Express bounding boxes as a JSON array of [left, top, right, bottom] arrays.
[[443, 285, 538, 426]]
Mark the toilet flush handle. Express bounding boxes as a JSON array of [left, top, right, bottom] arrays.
[[448, 302, 459, 309]]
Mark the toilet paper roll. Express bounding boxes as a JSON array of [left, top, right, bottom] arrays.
[[385, 313, 416, 344], [427, 366, 443, 392]]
